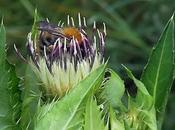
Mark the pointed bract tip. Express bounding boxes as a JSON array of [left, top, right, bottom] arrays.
[[121, 64, 125, 68], [170, 12, 174, 21], [33, 8, 42, 22], [14, 44, 17, 51], [46, 18, 50, 23], [34, 8, 38, 14], [104, 57, 110, 66], [58, 20, 61, 26], [121, 64, 129, 72], [103, 22, 107, 36], [93, 21, 96, 29], [78, 12, 82, 27], [34, 9, 38, 19], [121, 64, 133, 78], [71, 17, 75, 26], [67, 14, 70, 25], [1, 17, 4, 26]]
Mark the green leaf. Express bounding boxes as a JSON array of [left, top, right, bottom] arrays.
[[31, 9, 41, 39], [20, 11, 42, 129], [0, 20, 6, 67], [123, 66, 157, 130], [0, 21, 21, 130], [103, 69, 125, 109], [84, 97, 107, 130], [34, 65, 106, 130], [141, 15, 174, 129], [123, 66, 153, 109], [109, 107, 125, 130], [20, 65, 41, 130]]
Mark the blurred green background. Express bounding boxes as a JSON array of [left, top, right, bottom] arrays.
[[0, 0, 175, 129]]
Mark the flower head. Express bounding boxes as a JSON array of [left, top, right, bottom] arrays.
[[24, 14, 106, 98]]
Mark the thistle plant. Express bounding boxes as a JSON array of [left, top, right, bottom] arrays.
[[0, 11, 174, 130], [24, 14, 106, 98]]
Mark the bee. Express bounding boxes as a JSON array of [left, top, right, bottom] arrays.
[[37, 21, 62, 54], [37, 21, 83, 55], [62, 27, 82, 43]]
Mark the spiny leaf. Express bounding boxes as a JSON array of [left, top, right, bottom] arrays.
[[102, 69, 125, 109], [123, 66, 157, 130], [123, 66, 153, 110], [109, 107, 125, 130], [34, 65, 106, 130], [20, 65, 40, 130], [0, 21, 21, 130], [84, 97, 107, 130], [0, 20, 6, 67], [141, 14, 174, 129], [20, 11, 42, 130]]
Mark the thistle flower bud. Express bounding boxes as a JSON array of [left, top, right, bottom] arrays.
[[25, 14, 107, 98]]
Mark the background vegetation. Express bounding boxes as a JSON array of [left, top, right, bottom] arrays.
[[0, 0, 174, 129]]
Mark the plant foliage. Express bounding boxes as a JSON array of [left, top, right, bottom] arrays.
[[141, 15, 174, 130], [0, 21, 21, 130], [0, 12, 174, 130]]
